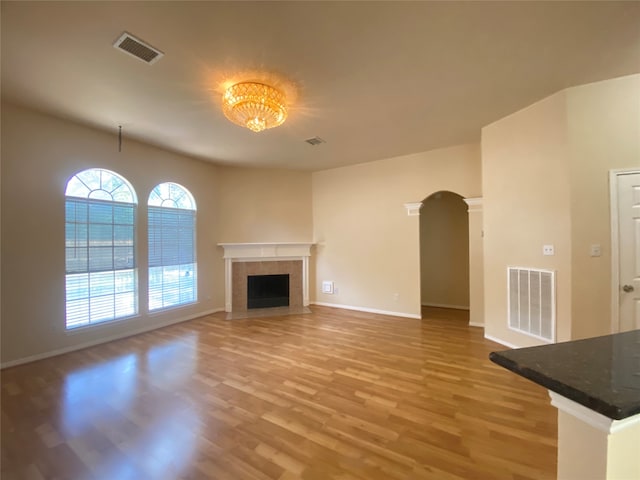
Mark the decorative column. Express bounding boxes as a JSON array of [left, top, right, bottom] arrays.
[[403, 202, 423, 216], [464, 197, 484, 327]]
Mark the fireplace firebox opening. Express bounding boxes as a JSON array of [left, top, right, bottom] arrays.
[[247, 274, 290, 309]]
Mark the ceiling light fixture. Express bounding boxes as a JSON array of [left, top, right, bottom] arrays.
[[222, 82, 288, 133]]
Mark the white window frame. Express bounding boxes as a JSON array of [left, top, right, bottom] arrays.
[[148, 182, 197, 312], [64, 168, 138, 329]]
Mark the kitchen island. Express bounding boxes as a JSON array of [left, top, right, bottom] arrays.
[[490, 330, 640, 480]]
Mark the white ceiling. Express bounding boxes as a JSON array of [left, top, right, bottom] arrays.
[[2, 1, 639, 171]]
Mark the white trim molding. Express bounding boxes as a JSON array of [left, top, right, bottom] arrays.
[[218, 243, 314, 313], [403, 202, 423, 216], [1, 308, 224, 369], [312, 302, 421, 319], [421, 302, 469, 310], [549, 391, 640, 434], [463, 197, 483, 212], [484, 334, 520, 349]]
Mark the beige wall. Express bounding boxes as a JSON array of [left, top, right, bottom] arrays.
[[567, 74, 640, 339], [482, 74, 640, 347], [0, 103, 314, 366], [606, 420, 640, 480], [482, 91, 573, 346], [6, 75, 635, 365], [419, 191, 469, 309], [557, 410, 607, 480], [216, 166, 312, 243], [1, 103, 223, 364], [312, 144, 481, 317], [557, 409, 640, 480]]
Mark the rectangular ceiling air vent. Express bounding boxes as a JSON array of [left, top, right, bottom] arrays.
[[305, 137, 325, 146], [113, 32, 164, 65]]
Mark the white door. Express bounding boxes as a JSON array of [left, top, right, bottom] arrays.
[[616, 171, 640, 332]]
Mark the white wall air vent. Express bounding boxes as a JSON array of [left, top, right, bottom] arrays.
[[113, 32, 164, 64], [508, 267, 556, 342]]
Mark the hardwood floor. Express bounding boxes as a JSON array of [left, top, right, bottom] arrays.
[[1, 306, 557, 480]]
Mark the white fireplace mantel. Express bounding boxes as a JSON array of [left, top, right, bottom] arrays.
[[218, 242, 313, 260], [218, 243, 314, 312]]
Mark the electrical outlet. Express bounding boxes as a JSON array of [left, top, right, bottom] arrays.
[[334, 287, 339, 294], [321, 281, 334, 294], [590, 244, 601, 257], [393, 293, 399, 301], [543, 245, 555, 256]]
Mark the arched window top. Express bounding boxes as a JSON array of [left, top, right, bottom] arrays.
[[66, 168, 137, 204], [148, 182, 196, 210]]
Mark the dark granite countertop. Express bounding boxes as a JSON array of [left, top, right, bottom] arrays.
[[489, 330, 640, 420]]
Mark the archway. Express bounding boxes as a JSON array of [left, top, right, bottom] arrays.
[[419, 191, 469, 319]]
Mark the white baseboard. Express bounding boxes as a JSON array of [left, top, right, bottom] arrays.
[[312, 302, 421, 319], [468, 322, 484, 328], [484, 334, 520, 349], [421, 303, 470, 311], [1, 307, 225, 369]]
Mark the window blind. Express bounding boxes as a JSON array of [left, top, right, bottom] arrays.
[[148, 205, 196, 311], [65, 196, 137, 328], [66, 198, 135, 273]]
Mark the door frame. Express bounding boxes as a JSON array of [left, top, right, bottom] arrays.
[[609, 168, 640, 333]]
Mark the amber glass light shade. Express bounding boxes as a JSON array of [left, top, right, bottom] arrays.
[[222, 82, 288, 132]]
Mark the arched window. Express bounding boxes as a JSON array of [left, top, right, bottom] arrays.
[[148, 183, 197, 311], [65, 168, 137, 329]]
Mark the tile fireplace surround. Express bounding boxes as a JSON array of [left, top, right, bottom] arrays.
[[218, 243, 313, 313]]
